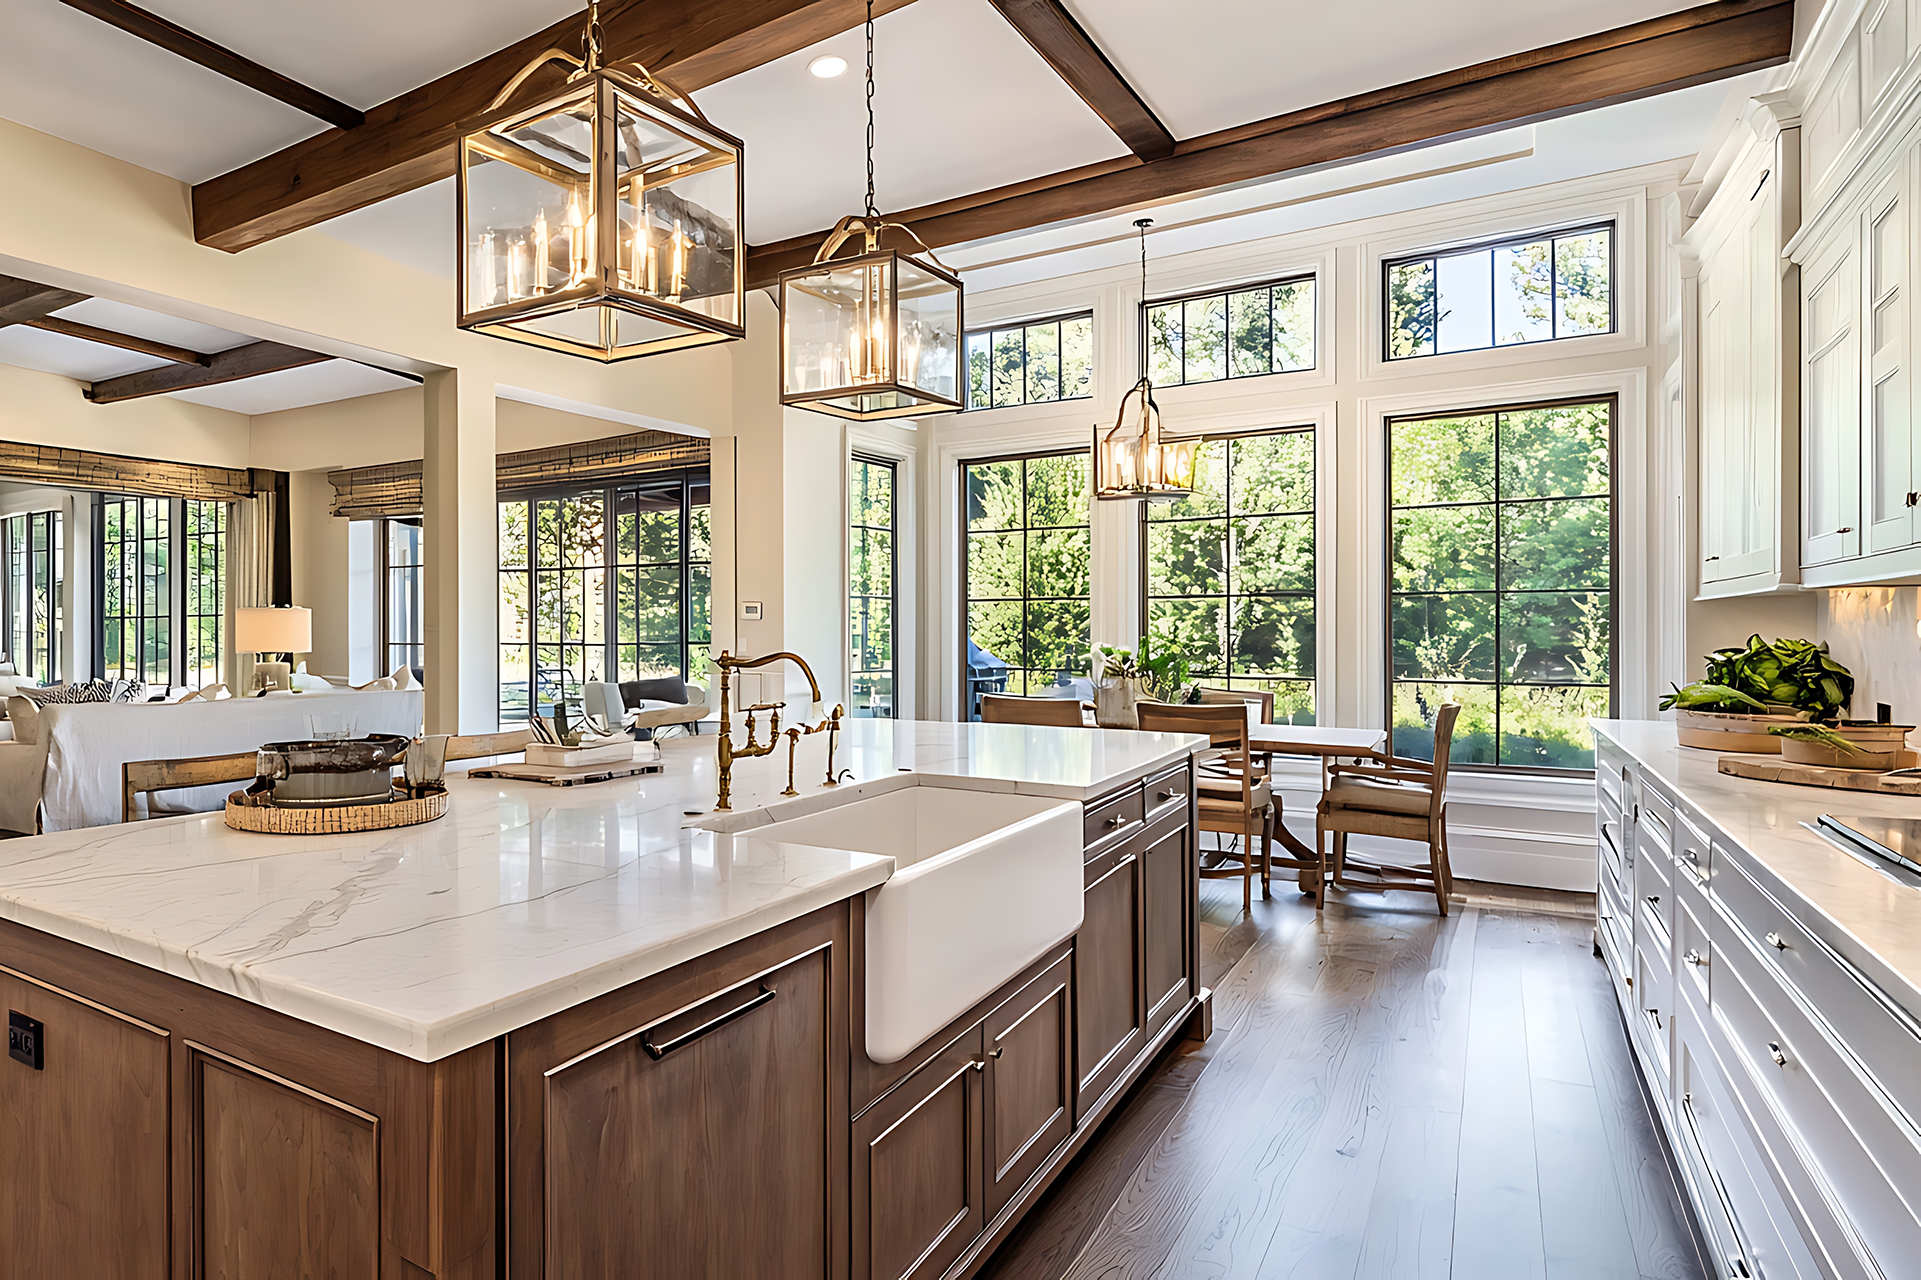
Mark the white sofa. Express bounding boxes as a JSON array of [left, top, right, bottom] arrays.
[[0, 688, 424, 833]]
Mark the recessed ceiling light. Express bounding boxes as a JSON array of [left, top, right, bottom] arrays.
[[809, 55, 848, 78]]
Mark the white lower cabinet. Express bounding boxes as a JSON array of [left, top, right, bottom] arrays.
[[1594, 738, 1921, 1280]]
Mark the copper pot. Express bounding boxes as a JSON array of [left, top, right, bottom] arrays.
[[255, 734, 409, 806]]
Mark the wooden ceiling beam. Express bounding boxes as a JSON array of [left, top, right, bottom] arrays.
[[25, 317, 212, 367], [84, 341, 330, 404], [57, 0, 364, 130], [191, 0, 918, 253], [747, 0, 1793, 288], [0, 277, 89, 327], [987, 0, 1173, 161]]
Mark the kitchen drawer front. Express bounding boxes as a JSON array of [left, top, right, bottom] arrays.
[[1598, 867, 1632, 975], [1715, 851, 1921, 1132], [1083, 784, 1144, 853], [1597, 748, 1630, 811], [1635, 923, 1675, 1086], [1142, 765, 1190, 828], [1598, 794, 1627, 893], [1678, 889, 1712, 1013], [1674, 810, 1711, 900], [1678, 1022, 1823, 1280], [1639, 779, 1675, 838], [1713, 919, 1921, 1277]]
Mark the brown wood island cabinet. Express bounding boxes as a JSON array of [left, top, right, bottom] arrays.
[[0, 758, 1201, 1279]]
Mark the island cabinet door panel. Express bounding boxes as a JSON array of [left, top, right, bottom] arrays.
[[0, 969, 169, 1279], [982, 953, 1073, 1219], [1075, 838, 1144, 1119], [854, 1027, 986, 1280], [195, 1048, 381, 1280], [541, 946, 832, 1278], [1140, 816, 1195, 1043]]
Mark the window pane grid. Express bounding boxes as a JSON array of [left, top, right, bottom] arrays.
[[500, 472, 709, 725], [1386, 223, 1614, 361], [963, 452, 1090, 717], [1143, 277, 1316, 389], [101, 496, 171, 687], [849, 456, 896, 719], [1387, 400, 1614, 770], [964, 312, 1093, 410], [183, 500, 226, 690], [1144, 430, 1316, 724]]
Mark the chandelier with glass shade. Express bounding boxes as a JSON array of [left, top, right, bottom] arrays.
[[456, 0, 745, 361], [779, 0, 963, 420], [1096, 219, 1196, 501]]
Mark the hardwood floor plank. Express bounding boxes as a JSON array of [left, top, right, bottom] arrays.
[[1560, 932, 1707, 1280], [980, 889, 1701, 1280], [1451, 913, 1548, 1279]]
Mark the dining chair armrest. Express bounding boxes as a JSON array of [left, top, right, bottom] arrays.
[[1326, 763, 1435, 785]]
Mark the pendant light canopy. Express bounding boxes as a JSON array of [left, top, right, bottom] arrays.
[[1097, 220, 1196, 501], [456, 0, 745, 361], [780, 0, 962, 420]]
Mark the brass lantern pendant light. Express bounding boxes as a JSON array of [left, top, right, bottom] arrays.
[[456, 0, 746, 361], [779, 0, 963, 420], [1097, 219, 1196, 501]]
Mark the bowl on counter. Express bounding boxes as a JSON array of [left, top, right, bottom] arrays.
[[1775, 721, 1914, 770], [254, 735, 410, 806], [1677, 707, 1808, 753]]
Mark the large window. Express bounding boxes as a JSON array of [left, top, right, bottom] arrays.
[[964, 312, 1093, 409], [100, 495, 228, 690], [498, 471, 710, 724], [1387, 399, 1614, 770], [101, 496, 170, 687], [5, 511, 60, 683], [1144, 429, 1316, 723], [1145, 276, 1315, 388], [182, 500, 225, 690], [383, 517, 423, 677], [962, 452, 1089, 718], [1386, 223, 1613, 361], [849, 456, 896, 718]]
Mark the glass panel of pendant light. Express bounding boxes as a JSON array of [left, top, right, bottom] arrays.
[[457, 74, 744, 361], [1095, 383, 1197, 501], [780, 250, 963, 421]]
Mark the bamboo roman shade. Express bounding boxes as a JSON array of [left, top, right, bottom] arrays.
[[327, 429, 710, 519]]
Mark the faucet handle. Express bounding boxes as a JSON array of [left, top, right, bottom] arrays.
[[744, 701, 786, 713]]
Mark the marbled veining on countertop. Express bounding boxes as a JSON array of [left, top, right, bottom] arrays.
[[1595, 720, 1921, 1015], [0, 720, 1195, 1063]]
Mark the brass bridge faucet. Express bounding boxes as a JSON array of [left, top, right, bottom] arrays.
[[712, 650, 845, 810]]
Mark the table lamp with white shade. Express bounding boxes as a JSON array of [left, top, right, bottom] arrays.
[[235, 606, 311, 693]]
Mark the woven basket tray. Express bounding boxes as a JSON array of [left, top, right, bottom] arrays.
[[223, 788, 448, 835]]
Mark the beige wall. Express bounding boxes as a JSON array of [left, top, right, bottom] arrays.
[[0, 361, 252, 468]]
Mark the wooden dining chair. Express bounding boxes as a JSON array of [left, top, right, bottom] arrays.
[[1196, 685, 1274, 725], [1136, 701, 1272, 911], [446, 728, 537, 762], [122, 751, 258, 823], [978, 694, 1087, 728], [1314, 702, 1460, 915]]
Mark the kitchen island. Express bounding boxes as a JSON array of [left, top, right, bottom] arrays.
[[0, 719, 1204, 1279], [1593, 721, 1921, 1280]]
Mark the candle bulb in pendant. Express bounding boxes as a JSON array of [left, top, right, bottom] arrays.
[[670, 217, 685, 301], [532, 210, 549, 294], [566, 192, 586, 285]]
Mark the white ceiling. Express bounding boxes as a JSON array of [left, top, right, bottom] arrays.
[[0, 0, 576, 182], [169, 361, 416, 415]]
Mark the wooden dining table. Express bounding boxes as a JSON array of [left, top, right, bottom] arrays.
[[1243, 723, 1388, 890]]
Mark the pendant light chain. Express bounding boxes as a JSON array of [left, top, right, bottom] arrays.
[[1136, 217, 1153, 302], [864, 0, 878, 219], [584, 0, 604, 73]]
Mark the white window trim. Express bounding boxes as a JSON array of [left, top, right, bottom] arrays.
[[1354, 366, 1651, 767], [1357, 183, 1649, 382]]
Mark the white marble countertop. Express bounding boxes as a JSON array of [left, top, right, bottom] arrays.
[[1594, 720, 1921, 1016], [0, 720, 1194, 1062]]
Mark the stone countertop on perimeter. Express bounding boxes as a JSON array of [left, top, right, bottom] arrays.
[[0, 720, 1197, 1062]]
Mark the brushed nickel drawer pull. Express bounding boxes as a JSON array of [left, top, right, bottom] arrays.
[[1105, 814, 1127, 827], [1685, 949, 1707, 967], [990, 1046, 1004, 1059], [1765, 931, 1788, 950], [971, 1058, 987, 1073], [1767, 1041, 1787, 1067], [1646, 895, 1661, 908], [1157, 789, 1179, 802], [641, 982, 776, 1060]]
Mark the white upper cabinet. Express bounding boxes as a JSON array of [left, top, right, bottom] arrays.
[[1802, 230, 1862, 566], [1690, 123, 1801, 597], [1862, 168, 1913, 556]]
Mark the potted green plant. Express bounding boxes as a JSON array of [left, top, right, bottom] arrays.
[[1090, 640, 1192, 729], [1660, 635, 1854, 753]]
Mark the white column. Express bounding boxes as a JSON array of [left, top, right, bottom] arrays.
[[422, 369, 497, 734]]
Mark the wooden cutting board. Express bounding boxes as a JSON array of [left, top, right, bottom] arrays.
[[1718, 752, 1921, 795]]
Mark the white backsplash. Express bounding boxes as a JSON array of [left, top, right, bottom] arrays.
[[1817, 588, 1921, 738]]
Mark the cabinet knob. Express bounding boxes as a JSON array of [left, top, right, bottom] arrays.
[[971, 1058, 987, 1073], [1908, 492, 1919, 508], [1764, 930, 1789, 950], [1767, 1041, 1787, 1067], [1646, 895, 1661, 908], [1685, 949, 1707, 967], [1105, 815, 1126, 828], [990, 1046, 1004, 1059]]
